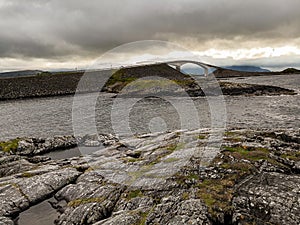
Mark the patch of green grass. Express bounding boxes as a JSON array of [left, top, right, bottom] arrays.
[[172, 151, 257, 221], [175, 140, 295, 223], [127, 79, 177, 90], [224, 131, 238, 137], [166, 143, 177, 151], [21, 172, 34, 178], [198, 135, 207, 140], [127, 190, 143, 200], [85, 167, 95, 172], [187, 173, 199, 180], [0, 139, 20, 153], [182, 192, 190, 200], [224, 137, 242, 142], [223, 146, 245, 153], [196, 175, 237, 222], [163, 157, 180, 163], [105, 69, 136, 87], [132, 207, 155, 225], [220, 162, 254, 172], [195, 143, 284, 221], [266, 158, 291, 169], [166, 142, 185, 151], [127, 158, 140, 162], [199, 192, 216, 206], [197, 178, 234, 217], [280, 152, 300, 161], [195, 148, 261, 222], [222, 145, 270, 161], [140, 142, 186, 167], [104, 66, 197, 93], [138, 211, 149, 225], [173, 172, 200, 186], [174, 174, 187, 186], [125, 157, 143, 163]]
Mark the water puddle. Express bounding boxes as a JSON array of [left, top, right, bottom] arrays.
[[16, 146, 101, 224], [44, 146, 102, 160], [16, 198, 59, 225]]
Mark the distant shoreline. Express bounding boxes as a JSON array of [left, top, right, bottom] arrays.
[[0, 64, 297, 101], [0, 72, 83, 101]]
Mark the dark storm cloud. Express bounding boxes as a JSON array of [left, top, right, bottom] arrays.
[[0, 0, 300, 58]]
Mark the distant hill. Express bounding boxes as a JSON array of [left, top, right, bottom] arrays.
[[224, 66, 270, 72], [0, 70, 43, 78], [281, 68, 300, 74]]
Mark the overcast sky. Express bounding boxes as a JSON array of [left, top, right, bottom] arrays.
[[0, 0, 300, 71]]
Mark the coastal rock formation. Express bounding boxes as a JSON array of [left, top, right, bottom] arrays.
[[0, 167, 81, 219], [0, 216, 14, 225], [0, 128, 299, 224], [232, 172, 300, 225], [17, 136, 78, 156], [219, 82, 296, 96], [0, 134, 118, 156], [102, 64, 296, 97]]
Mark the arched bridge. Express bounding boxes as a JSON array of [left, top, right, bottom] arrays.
[[99, 59, 215, 77], [164, 60, 214, 76]]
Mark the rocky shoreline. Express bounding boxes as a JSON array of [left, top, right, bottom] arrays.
[[0, 128, 299, 224]]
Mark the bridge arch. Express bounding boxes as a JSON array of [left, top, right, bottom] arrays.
[[165, 60, 212, 76]]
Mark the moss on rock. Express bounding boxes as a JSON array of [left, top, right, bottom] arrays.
[[0, 139, 20, 153]]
